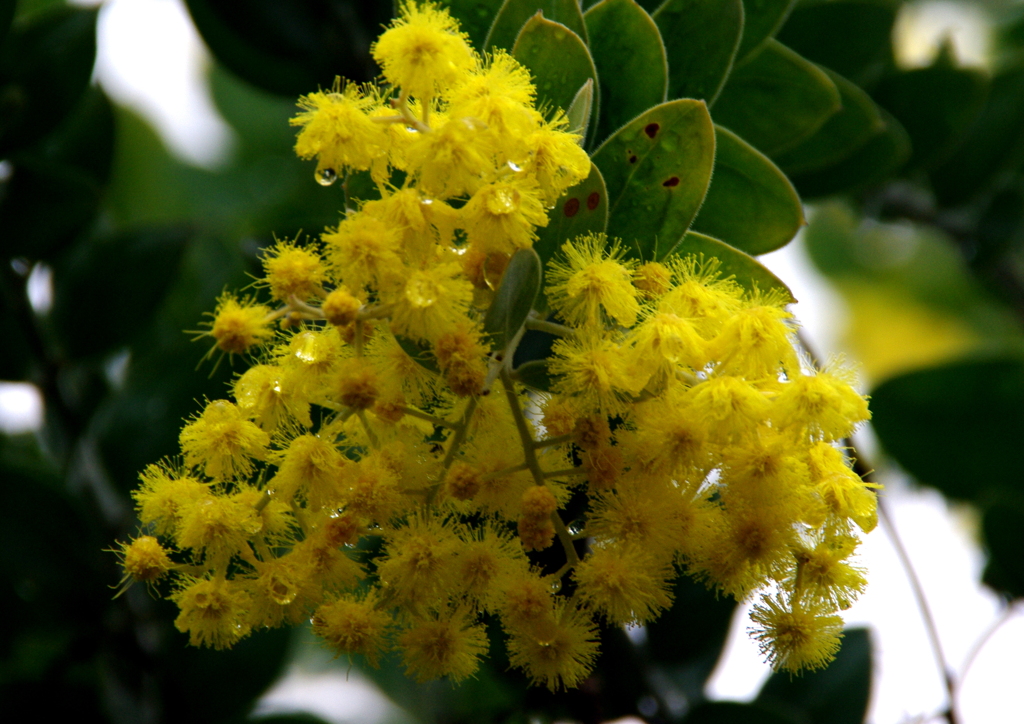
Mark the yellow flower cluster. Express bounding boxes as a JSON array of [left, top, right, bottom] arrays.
[[116, 1, 876, 686]]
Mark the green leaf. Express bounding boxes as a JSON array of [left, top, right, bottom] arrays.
[[483, 248, 543, 351], [774, 68, 886, 176], [592, 99, 715, 262], [182, 0, 391, 96], [512, 358, 554, 392], [485, 0, 587, 52], [654, 0, 744, 105], [533, 160, 609, 268], [646, 575, 739, 702], [584, 0, 668, 145], [672, 230, 794, 301], [871, 43, 989, 170], [512, 13, 597, 120], [757, 628, 873, 724], [566, 78, 595, 139], [441, 0, 503, 49], [0, 5, 98, 155], [929, 61, 1024, 206], [684, 701, 802, 724], [870, 357, 1024, 501], [0, 0, 15, 50], [736, 0, 796, 62], [396, 334, 441, 374], [713, 40, 841, 157], [981, 495, 1024, 598], [51, 227, 192, 360], [789, 106, 910, 199], [0, 158, 99, 260], [777, 0, 898, 86], [691, 125, 803, 255]]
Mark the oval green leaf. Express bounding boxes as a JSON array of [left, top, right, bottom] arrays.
[[396, 334, 441, 374], [534, 160, 609, 268], [736, 0, 796, 62], [790, 106, 910, 199], [485, 0, 587, 52], [870, 357, 1024, 501], [672, 230, 794, 302], [584, 0, 668, 146], [655, 0, 744, 105], [592, 100, 716, 262], [512, 14, 597, 120], [483, 248, 543, 351], [691, 125, 804, 255], [981, 497, 1024, 598], [774, 68, 886, 175], [713, 40, 842, 157]]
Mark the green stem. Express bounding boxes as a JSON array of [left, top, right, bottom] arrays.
[[524, 318, 575, 338], [398, 406, 460, 430]]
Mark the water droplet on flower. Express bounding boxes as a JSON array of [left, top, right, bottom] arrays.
[[316, 168, 338, 186], [507, 161, 522, 172]]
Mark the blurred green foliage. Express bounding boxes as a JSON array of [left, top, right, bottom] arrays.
[[2, 0, 1024, 722]]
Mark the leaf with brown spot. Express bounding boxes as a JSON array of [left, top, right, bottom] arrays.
[[592, 99, 715, 262], [533, 161, 609, 269]]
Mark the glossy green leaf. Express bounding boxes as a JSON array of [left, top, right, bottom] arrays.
[[684, 701, 802, 724], [981, 495, 1024, 598], [566, 78, 595, 139], [592, 99, 715, 262], [585, 0, 668, 145], [777, 0, 898, 86], [512, 14, 597, 121], [757, 628, 873, 724], [441, 0, 504, 49], [483, 248, 543, 351], [870, 357, 1024, 501], [790, 106, 910, 199], [691, 125, 803, 255], [872, 43, 989, 170], [51, 227, 192, 360], [929, 61, 1024, 206], [0, 5, 98, 155], [736, 0, 796, 62], [774, 68, 886, 175], [714, 40, 841, 157], [182, 0, 391, 96], [654, 0, 744, 105], [533, 160, 609, 268], [673, 230, 794, 301], [485, 0, 587, 52]]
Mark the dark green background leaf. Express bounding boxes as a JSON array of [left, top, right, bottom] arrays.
[[736, 0, 795, 62], [870, 357, 1024, 501], [0, 5, 98, 155], [757, 627, 873, 724]]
